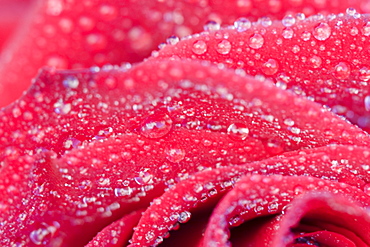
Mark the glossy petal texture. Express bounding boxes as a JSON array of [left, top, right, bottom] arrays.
[[2, 0, 370, 246], [156, 12, 370, 131], [203, 175, 370, 246], [0, 0, 369, 107], [1, 59, 368, 158], [129, 145, 370, 246]]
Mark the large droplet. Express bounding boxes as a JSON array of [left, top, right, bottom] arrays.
[[282, 15, 296, 27], [227, 123, 249, 141], [234, 17, 251, 32], [333, 62, 350, 79], [140, 113, 173, 139], [313, 23, 331, 41], [216, 40, 232, 54], [192, 40, 207, 55], [249, 34, 264, 49], [262, 59, 279, 75]]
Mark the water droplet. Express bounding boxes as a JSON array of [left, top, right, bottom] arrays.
[[145, 231, 155, 241], [301, 31, 311, 41], [249, 34, 264, 49], [264, 138, 284, 155], [46, 0, 63, 16], [30, 222, 59, 245], [309, 55, 322, 68], [114, 187, 133, 197], [63, 76, 79, 89], [216, 40, 232, 54], [350, 27, 359, 36], [165, 147, 186, 163], [346, 7, 357, 16], [282, 28, 294, 39], [234, 17, 251, 32], [135, 171, 153, 185], [333, 62, 350, 79], [227, 123, 249, 141], [54, 100, 71, 115], [262, 59, 279, 75], [140, 113, 173, 139], [166, 35, 180, 45], [282, 15, 296, 27], [292, 45, 300, 53], [259, 17, 272, 27], [192, 40, 207, 55], [178, 211, 191, 223], [364, 184, 370, 196], [99, 4, 118, 21], [203, 20, 220, 31], [267, 202, 279, 213], [359, 67, 370, 81], [313, 23, 331, 41], [85, 33, 107, 51], [365, 96, 370, 111], [362, 22, 370, 36]]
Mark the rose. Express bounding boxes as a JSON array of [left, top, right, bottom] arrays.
[[1, 0, 370, 246]]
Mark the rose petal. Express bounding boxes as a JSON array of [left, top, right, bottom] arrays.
[[0, 0, 367, 107], [85, 209, 144, 247], [203, 175, 370, 246], [1, 59, 368, 157], [129, 144, 370, 246], [272, 193, 370, 246], [155, 12, 370, 131]]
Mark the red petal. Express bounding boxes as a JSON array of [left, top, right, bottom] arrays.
[[273, 193, 370, 246], [0, 0, 368, 107], [1, 59, 368, 157], [155, 13, 370, 131], [203, 175, 370, 246], [85, 210, 144, 247], [129, 144, 370, 246]]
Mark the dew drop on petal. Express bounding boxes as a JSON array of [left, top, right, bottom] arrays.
[[282, 28, 294, 39], [166, 35, 180, 45], [249, 34, 264, 49], [234, 17, 251, 32], [364, 96, 370, 111], [262, 59, 279, 75], [359, 67, 370, 81], [301, 31, 311, 41], [227, 123, 249, 141], [333, 62, 350, 79], [264, 138, 284, 155], [309, 55, 322, 68], [63, 76, 79, 89], [192, 40, 207, 55], [282, 15, 296, 27], [29, 222, 59, 245], [178, 211, 192, 223], [203, 20, 220, 31], [346, 7, 357, 16], [259, 17, 272, 27], [362, 22, 370, 36], [216, 40, 232, 54], [140, 113, 173, 139], [165, 147, 186, 163], [313, 23, 331, 41]]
